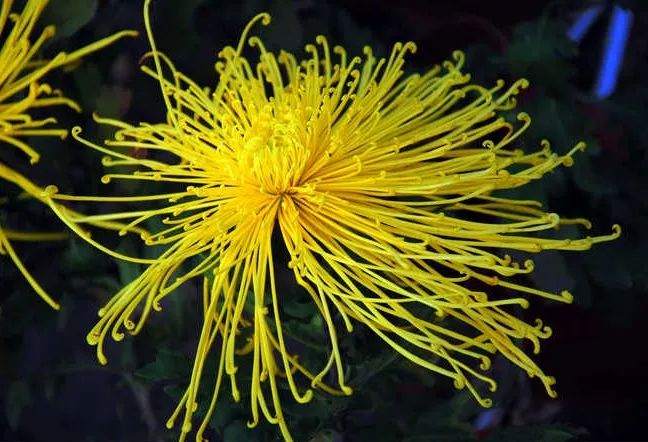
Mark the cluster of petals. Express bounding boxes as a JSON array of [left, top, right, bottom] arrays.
[[1, 1, 619, 441], [0, 0, 136, 309]]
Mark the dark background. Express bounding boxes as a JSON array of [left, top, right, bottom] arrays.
[[1, 0, 647, 441]]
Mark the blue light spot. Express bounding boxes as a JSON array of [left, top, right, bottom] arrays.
[[594, 5, 633, 99], [567, 5, 604, 42], [474, 409, 500, 431]]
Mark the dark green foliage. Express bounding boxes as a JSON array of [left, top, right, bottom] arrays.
[[1, 0, 646, 441], [42, 0, 98, 39]]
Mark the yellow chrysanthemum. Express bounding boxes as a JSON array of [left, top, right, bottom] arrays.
[[46, 2, 619, 440], [0, 0, 136, 309]]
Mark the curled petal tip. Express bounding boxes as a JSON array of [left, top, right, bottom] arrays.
[[480, 357, 492, 370], [480, 397, 494, 408], [517, 111, 530, 122], [42, 185, 58, 197], [612, 224, 622, 237], [259, 12, 271, 25], [561, 290, 574, 304], [302, 390, 314, 402], [562, 156, 575, 167], [404, 41, 417, 53], [43, 25, 56, 37], [524, 259, 535, 271]]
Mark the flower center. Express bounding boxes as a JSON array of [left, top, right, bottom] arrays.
[[238, 103, 310, 196]]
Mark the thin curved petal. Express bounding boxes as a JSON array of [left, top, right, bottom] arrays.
[[50, 2, 619, 440], [0, 0, 136, 307]]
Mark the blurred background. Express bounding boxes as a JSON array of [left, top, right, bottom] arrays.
[[1, 0, 647, 440]]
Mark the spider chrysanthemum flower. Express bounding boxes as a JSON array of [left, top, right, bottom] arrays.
[[47, 3, 619, 440], [0, 0, 136, 309]]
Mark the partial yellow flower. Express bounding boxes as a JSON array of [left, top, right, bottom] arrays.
[[0, 0, 136, 309], [46, 2, 619, 440]]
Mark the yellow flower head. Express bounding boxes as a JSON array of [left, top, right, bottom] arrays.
[[47, 1, 619, 440], [0, 0, 136, 309]]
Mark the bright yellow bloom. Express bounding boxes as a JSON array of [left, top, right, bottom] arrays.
[[47, 2, 619, 440], [0, 0, 136, 309]]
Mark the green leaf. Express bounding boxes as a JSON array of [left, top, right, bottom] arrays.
[[283, 313, 326, 350], [116, 238, 142, 285], [409, 393, 475, 439], [62, 237, 107, 274], [95, 85, 122, 118], [119, 339, 136, 369], [349, 347, 399, 387], [524, 98, 581, 154], [42, 0, 98, 39], [223, 419, 250, 441], [136, 348, 192, 382], [73, 63, 103, 110], [500, 19, 576, 89], [157, 0, 207, 54], [162, 384, 185, 403], [282, 296, 318, 320], [4, 380, 31, 430]]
